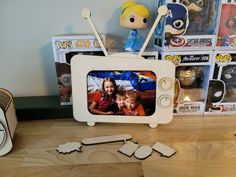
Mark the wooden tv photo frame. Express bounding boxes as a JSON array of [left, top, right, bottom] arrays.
[[71, 5, 175, 128], [71, 55, 175, 128]]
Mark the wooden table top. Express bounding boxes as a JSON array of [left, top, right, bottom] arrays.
[[0, 115, 236, 177]]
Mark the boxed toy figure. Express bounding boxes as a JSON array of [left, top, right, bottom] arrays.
[[52, 35, 109, 105], [205, 51, 236, 114], [160, 51, 213, 115], [215, 0, 236, 50], [154, 0, 220, 51]]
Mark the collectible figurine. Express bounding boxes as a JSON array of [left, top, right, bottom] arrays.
[[58, 74, 72, 102], [205, 80, 225, 112], [180, 0, 211, 34], [221, 65, 236, 95], [120, 1, 150, 52], [176, 66, 196, 88], [217, 4, 236, 47], [176, 66, 204, 88], [164, 3, 189, 46]]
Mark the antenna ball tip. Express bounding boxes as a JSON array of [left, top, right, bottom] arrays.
[[81, 8, 91, 19], [158, 5, 168, 16]]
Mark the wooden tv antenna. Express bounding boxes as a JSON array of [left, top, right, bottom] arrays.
[[81, 5, 168, 57]]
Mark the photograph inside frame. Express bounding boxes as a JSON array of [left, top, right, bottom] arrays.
[[86, 70, 157, 116]]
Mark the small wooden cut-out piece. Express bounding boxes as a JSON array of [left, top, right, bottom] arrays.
[[152, 141, 176, 157], [118, 141, 139, 157], [81, 134, 132, 145], [57, 142, 82, 154], [134, 145, 153, 160]]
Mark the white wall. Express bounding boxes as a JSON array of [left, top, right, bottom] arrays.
[[0, 0, 156, 96]]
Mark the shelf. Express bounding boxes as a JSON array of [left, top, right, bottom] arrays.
[[14, 96, 73, 120]]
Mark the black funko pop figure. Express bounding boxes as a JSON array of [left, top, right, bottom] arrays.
[[221, 65, 236, 95], [205, 80, 225, 112]]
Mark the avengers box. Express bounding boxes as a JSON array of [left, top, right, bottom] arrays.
[[159, 50, 213, 115], [205, 51, 236, 114], [154, 0, 221, 51]]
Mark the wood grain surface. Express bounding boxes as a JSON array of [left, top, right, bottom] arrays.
[[0, 115, 236, 177]]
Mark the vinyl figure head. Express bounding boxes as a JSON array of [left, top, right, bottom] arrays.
[[120, 1, 150, 30], [221, 65, 236, 95], [179, 0, 210, 34], [165, 3, 189, 38], [180, 0, 204, 13], [176, 66, 196, 87]]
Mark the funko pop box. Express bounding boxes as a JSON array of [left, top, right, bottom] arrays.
[[215, 0, 236, 50], [154, 0, 221, 51], [159, 50, 214, 115], [205, 51, 236, 114], [52, 34, 111, 105]]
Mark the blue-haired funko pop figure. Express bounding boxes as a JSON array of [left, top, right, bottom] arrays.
[[120, 1, 150, 52], [164, 3, 189, 46]]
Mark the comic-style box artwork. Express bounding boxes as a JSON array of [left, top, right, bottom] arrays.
[[154, 0, 221, 51], [160, 51, 213, 115], [215, 0, 236, 50], [205, 51, 236, 114], [52, 35, 110, 105]]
